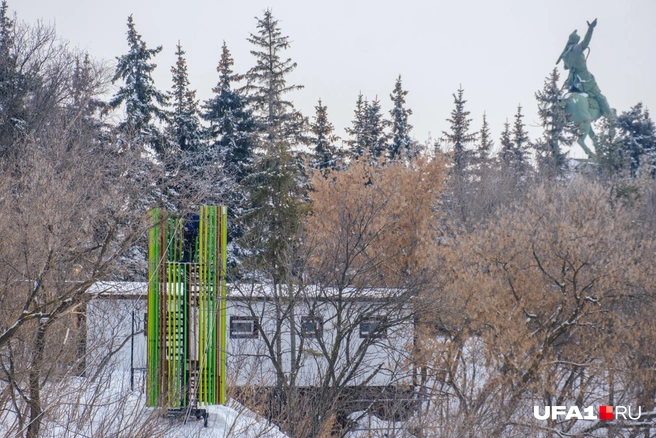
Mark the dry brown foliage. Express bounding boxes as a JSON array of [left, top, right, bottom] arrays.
[[306, 156, 447, 288], [417, 178, 656, 437]]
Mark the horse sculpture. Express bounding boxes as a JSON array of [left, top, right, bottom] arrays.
[[557, 19, 614, 159], [561, 91, 601, 158]]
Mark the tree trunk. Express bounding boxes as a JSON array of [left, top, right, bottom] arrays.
[[26, 321, 48, 438]]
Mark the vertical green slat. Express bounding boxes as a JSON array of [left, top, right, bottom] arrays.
[[210, 206, 218, 404], [204, 206, 210, 404], [207, 207, 215, 403], [173, 262, 177, 405], [212, 207, 221, 404], [199, 206, 205, 404], [220, 205, 227, 405], [182, 262, 187, 406], [147, 208, 160, 407], [167, 247, 172, 405]]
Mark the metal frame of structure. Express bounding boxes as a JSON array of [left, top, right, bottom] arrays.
[[147, 206, 227, 409]]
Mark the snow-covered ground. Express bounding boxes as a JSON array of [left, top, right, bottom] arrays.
[[0, 371, 287, 438], [161, 401, 288, 438]]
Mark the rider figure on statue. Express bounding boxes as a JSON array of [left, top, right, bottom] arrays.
[[556, 19, 612, 119]]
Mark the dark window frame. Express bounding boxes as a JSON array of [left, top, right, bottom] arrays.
[[230, 316, 259, 339], [301, 316, 323, 339], [359, 316, 387, 339]]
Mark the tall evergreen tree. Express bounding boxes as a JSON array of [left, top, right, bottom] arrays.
[[500, 120, 514, 166], [167, 42, 203, 156], [108, 15, 167, 150], [244, 10, 305, 151], [67, 54, 106, 145], [534, 68, 571, 174], [201, 43, 257, 275], [442, 86, 477, 172], [0, 0, 10, 59], [617, 103, 656, 176], [241, 11, 307, 282], [71, 55, 94, 111], [345, 92, 368, 160], [0, 1, 28, 154], [388, 75, 414, 160], [511, 105, 530, 171], [203, 42, 256, 183], [362, 96, 388, 163], [309, 99, 339, 172], [476, 112, 493, 162]]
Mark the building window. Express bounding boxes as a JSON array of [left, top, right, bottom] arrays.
[[301, 316, 323, 339], [230, 316, 259, 339], [359, 317, 386, 339]]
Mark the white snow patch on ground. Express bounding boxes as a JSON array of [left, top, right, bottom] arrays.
[[165, 401, 288, 438], [0, 371, 287, 438]]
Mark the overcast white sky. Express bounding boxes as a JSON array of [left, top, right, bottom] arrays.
[[14, 0, 656, 157]]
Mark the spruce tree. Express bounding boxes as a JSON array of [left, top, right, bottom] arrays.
[[500, 120, 514, 167], [167, 42, 203, 156], [67, 54, 106, 145], [71, 55, 94, 111], [0, 1, 10, 60], [511, 105, 531, 171], [241, 10, 307, 283], [108, 15, 168, 150], [442, 86, 477, 173], [362, 96, 388, 163], [0, 1, 28, 154], [345, 92, 368, 160], [201, 43, 257, 275], [309, 99, 339, 173], [617, 103, 656, 176], [477, 112, 493, 162], [388, 75, 414, 161], [203, 42, 256, 183], [534, 68, 571, 174], [244, 10, 305, 150]]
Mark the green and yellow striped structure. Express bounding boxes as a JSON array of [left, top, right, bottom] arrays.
[[147, 206, 227, 407]]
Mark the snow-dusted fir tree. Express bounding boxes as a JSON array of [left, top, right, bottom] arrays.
[[67, 54, 106, 146], [203, 42, 255, 183], [309, 99, 339, 173], [108, 15, 168, 151], [476, 112, 493, 163], [442, 87, 477, 173], [388, 75, 414, 161], [166, 42, 203, 156], [500, 120, 514, 166], [71, 55, 94, 112], [202, 42, 257, 274], [241, 11, 307, 282], [244, 10, 305, 150], [0, 1, 10, 59], [617, 103, 656, 176], [362, 96, 388, 163], [0, 0, 26, 154], [511, 105, 531, 172], [345, 93, 368, 160], [534, 68, 571, 174]]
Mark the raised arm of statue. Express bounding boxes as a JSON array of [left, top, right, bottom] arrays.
[[580, 18, 597, 50]]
